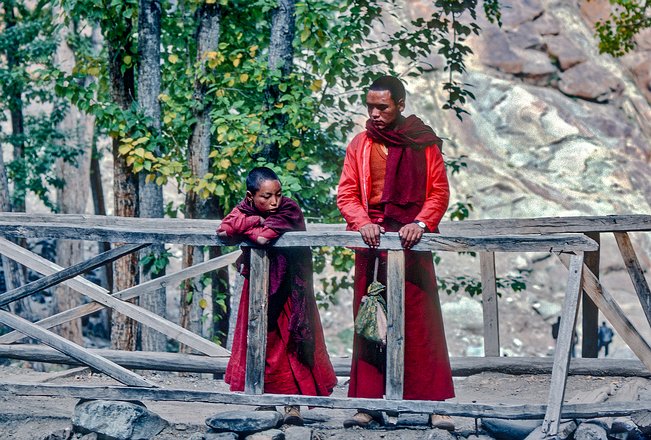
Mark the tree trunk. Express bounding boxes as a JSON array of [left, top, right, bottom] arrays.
[[53, 11, 94, 345], [2, 0, 32, 321], [107, 25, 139, 351], [0, 147, 25, 298], [87, 26, 113, 293], [5, 0, 26, 214], [258, 0, 296, 163], [179, 2, 221, 346], [137, 0, 166, 353]]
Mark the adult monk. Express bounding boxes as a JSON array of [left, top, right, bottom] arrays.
[[337, 75, 455, 430]]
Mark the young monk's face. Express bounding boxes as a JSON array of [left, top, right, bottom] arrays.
[[366, 90, 404, 130], [248, 179, 282, 216]]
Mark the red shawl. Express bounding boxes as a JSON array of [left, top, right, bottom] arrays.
[[366, 115, 443, 224]]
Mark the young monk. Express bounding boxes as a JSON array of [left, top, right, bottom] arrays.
[[218, 166, 337, 425]]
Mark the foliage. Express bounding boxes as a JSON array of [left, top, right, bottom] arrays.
[[0, 0, 81, 210], [594, 0, 650, 56], [438, 269, 530, 297]]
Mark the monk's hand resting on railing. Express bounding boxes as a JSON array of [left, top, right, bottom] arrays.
[[359, 223, 385, 248], [398, 223, 425, 250]]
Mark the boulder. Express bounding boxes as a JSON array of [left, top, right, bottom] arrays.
[[500, 0, 545, 30], [72, 400, 168, 440], [244, 429, 285, 440], [545, 35, 587, 70], [481, 418, 540, 439], [574, 422, 608, 440], [524, 421, 576, 440], [284, 426, 312, 440], [206, 410, 282, 435], [205, 433, 239, 440], [479, 28, 525, 74], [558, 62, 624, 102]]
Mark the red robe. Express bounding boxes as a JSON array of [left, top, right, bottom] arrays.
[[337, 124, 454, 401], [221, 198, 337, 396]]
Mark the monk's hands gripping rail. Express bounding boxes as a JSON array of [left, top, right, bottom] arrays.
[[398, 222, 425, 250], [358, 223, 385, 248]]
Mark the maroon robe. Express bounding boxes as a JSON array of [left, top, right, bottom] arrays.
[[223, 197, 337, 396]]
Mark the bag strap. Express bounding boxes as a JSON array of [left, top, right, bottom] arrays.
[[373, 253, 379, 283]]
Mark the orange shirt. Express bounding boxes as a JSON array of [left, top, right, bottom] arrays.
[[368, 142, 387, 207]]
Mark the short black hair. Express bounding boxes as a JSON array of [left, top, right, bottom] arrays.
[[369, 75, 406, 103], [246, 166, 280, 193]]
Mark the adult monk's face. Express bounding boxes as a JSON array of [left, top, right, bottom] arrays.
[[366, 90, 405, 131]]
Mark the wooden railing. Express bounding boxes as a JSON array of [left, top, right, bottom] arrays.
[[0, 213, 650, 437]]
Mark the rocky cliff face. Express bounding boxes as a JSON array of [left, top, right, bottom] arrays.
[[410, 0, 651, 221]]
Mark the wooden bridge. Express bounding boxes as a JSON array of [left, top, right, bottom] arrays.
[[0, 213, 650, 437]]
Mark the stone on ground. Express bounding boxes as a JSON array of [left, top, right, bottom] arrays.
[[206, 410, 282, 434], [481, 418, 540, 439], [284, 426, 312, 440], [244, 428, 284, 439], [72, 400, 168, 440], [574, 422, 608, 440]]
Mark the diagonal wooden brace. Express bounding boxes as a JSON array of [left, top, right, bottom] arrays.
[[0, 243, 148, 307]]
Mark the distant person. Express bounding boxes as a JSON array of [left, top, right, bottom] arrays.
[[551, 316, 578, 358], [218, 167, 337, 425], [598, 321, 614, 357]]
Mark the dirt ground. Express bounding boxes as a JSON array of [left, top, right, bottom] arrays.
[[2, 363, 650, 440]]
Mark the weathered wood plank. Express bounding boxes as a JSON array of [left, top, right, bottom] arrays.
[[0, 345, 228, 372], [0, 250, 241, 345], [614, 231, 651, 327], [0, 238, 228, 356], [386, 250, 405, 400], [245, 248, 269, 395], [1, 382, 648, 420], [438, 215, 651, 235], [0, 311, 155, 388], [558, 254, 651, 371], [0, 219, 598, 252], [2, 213, 650, 235], [480, 252, 500, 357], [582, 232, 600, 358], [0, 243, 147, 307], [2, 345, 650, 377], [542, 253, 583, 436]]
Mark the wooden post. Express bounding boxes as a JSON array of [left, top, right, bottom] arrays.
[[245, 248, 269, 395], [480, 252, 500, 356], [542, 252, 584, 436], [582, 232, 600, 358], [614, 232, 651, 327], [385, 250, 405, 400]]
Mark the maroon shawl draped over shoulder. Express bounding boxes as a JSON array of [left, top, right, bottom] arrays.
[[366, 115, 443, 224], [236, 197, 316, 366]]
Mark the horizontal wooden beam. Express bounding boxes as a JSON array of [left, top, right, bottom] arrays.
[[0, 219, 598, 252], [1, 345, 649, 378], [1, 382, 648, 420], [1, 213, 650, 235]]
